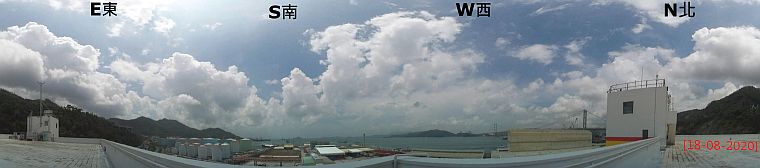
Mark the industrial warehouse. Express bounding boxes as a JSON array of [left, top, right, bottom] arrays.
[[142, 137, 383, 166]]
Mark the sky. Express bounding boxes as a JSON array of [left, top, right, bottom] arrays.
[[1, 0, 760, 139]]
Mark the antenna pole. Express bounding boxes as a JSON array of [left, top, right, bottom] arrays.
[[38, 82, 44, 141], [583, 109, 587, 129], [39, 82, 44, 116]]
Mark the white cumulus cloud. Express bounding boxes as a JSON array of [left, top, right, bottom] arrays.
[[152, 16, 175, 36], [514, 44, 558, 65], [0, 22, 141, 117], [666, 26, 760, 84]]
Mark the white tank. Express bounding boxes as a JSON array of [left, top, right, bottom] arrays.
[[188, 143, 197, 158], [210, 143, 222, 161], [204, 143, 213, 159], [198, 144, 208, 160], [178, 143, 187, 156], [189, 138, 201, 144], [174, 139, 184, 155], [239, 138, 253, 152], [174, 144, 179, 155], [194, 143, 202, 157], [221, 143, 231, 159], [228, 139, 239, 153]]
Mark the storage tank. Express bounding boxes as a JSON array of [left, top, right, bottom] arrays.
[[239, 138, 253, 152], [175, 138, 186, 155], [230, 139, 240, 153], [179, 143, 187, 156], [194, 143, 202, 157], [204, 143, 213, 159], [189, 138, 201, 144], [158, 138, 176, 148], [174, 143, 180, 155], [188, 143, 198, 158], [202, 138, 219, 144], [220, 143, 231, 159], [178, 143, 187, 156], [210, 144, 222, 161], [198, 144, 208, 160]]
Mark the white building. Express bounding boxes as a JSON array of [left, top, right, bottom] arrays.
[[606, 79, 676, 146], [315, 145, 345, 158], [27, 110, 59, 141]]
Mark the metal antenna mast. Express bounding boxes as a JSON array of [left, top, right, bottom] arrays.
[[583, 109, 587, 129], [38, 82, 44, 116], [37, 81, 45, 141]]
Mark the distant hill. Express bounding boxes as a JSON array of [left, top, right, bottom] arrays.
[[0, 89, 143, 146], [109, 117, 240, 139], [678, 86, 760, 134], [389, 129, 482, 137]]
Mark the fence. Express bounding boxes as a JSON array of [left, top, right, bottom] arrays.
[[608, 79, 666, 93]]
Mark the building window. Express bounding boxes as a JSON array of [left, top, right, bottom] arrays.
[[623, 101, 634, 114]]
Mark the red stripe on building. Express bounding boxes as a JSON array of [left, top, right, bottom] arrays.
[[606, 137, 643, 141]]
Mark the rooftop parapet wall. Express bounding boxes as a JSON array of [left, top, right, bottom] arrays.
[[45, 136, 664, 168]]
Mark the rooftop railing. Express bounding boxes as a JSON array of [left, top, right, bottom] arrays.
[[608, 79, 665, 93]]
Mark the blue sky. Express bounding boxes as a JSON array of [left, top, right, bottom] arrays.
[[1, 0, 760, 138]]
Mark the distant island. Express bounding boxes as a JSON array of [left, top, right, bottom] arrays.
[[678, 86, 760, 134], [388, 129, 484, 137], [109, 117, 241, 139]]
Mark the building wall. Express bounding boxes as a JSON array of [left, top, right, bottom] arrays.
[[26, 116, 60, 141], [27, 117, 38, 139], [606, 87, 675, 146], [508, 129, 592, 152], [51, 117, 59, 140]]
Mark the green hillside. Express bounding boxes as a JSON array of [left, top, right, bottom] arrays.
[[677, 86, 760, 134], [0, 89, 143, 146], [108, 117, 240, 139]]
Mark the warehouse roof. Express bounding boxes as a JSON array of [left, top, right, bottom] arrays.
[[316, 146, 345, 156]]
